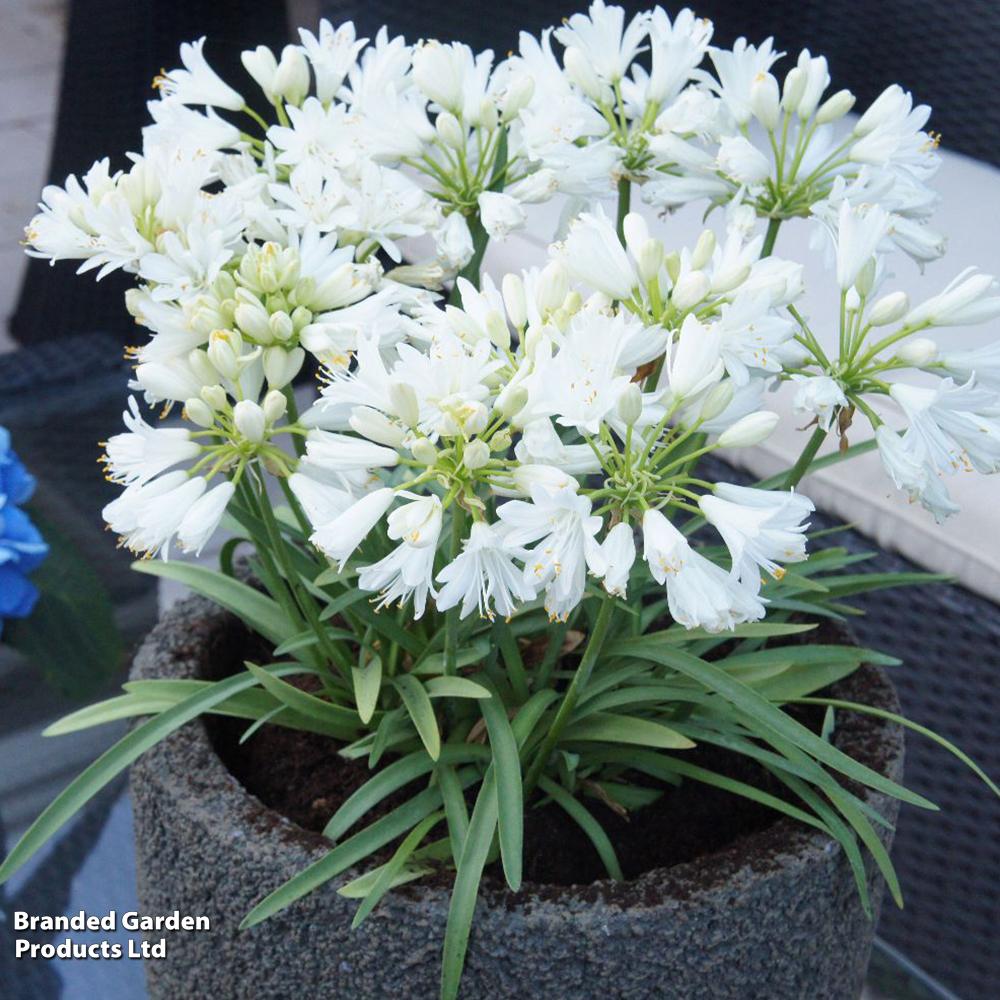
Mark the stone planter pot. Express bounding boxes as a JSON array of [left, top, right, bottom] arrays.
[[130, 594, 904, 1000]]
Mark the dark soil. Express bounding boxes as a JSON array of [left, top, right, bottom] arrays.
[[206, 620, 896, 892]]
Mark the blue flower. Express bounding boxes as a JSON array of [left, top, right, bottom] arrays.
[[0, 427, 47, 639]]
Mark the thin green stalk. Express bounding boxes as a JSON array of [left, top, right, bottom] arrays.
[[615, 177, 632, 243], [444, 506, 466, 676], [761, 218, 782, 258], [251, 469, 351, 680], [234, 476, 307, 637], [524, 595, 616, 794], [282, 386, 305, 458], [782, 425, 828, 490]]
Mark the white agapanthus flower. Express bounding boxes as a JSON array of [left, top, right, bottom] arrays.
[[700, 484, 814, 590], [436, 521, 537, 620], [29, 8, 1000, 623], [642, 509, 765, 632], [791, 374, 847, 429], [498, 484, 604, 622]]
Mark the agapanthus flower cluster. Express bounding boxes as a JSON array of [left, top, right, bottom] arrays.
[[25, 3, 1000, 629], [0, 427, 48, 638]]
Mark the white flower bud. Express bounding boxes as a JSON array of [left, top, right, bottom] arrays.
[[502, 273, 527, 328], [290, 305, 312, 331], [710, 263, 752, 295], [188, 348, 217, 385], [485, 311, 511, 351], [536, 261, 569, 315], [869, 290, 910, 327], [207, 330, 243, 379], [691, 230, 717, 271], [262, 389, 287, 424], [184, 397, 216, 429], [782, 67, 807, 111], [124, 288, 144, 319], [200, 384, 228, 411], [233, 400, 267, 443], [816, 89, 855, 124], [672, 271, 710, 311], [699, 381, 735, 422], [411, 438, 438, 465], [718, 411, 780, 448], [512, 464, 575, 496], [463, 439, 491, 470], [241, 46, 278, 102], [664, 252, 681, 285], [563, 289, 583, 315], [234, 300, 273, 342], [490, 430, 512, 452], [551, 307, 571, 332], [497, 385, 528, 419], [895, 338, 938, 367], [616, 384, 643, 426], [263, 345, 304, 390], [638, 239, 665, 285], [501, 75, 534, 122], [269, 311, 295, 343], [435, 111, 465, 150], [478, 98, 499, 132], [750, 73, 781, 131], [564, 47, 610, 104], [523, 325, 544, 360], [855, 258, 877, 297], [446, 304, 485, 344], [622, 213, 650, 260], [272, 45, 310, 106], [388, 380, 420, 427], [350, 406, 406, 448]]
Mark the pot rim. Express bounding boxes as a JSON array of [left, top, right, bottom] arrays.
[[131, 593, 905, 916]]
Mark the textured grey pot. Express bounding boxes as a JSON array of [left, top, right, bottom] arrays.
[[130, 594, 904, 1000]]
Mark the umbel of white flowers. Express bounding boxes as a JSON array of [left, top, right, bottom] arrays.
[[28, 1, 1000, 628]]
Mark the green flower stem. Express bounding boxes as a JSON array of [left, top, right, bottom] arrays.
[[523, 594, 616, 795], [444, 505, 466, 677], [853, 321, 930, 371], [233, 475, 308, 636], [278, 475, 313, 539], [241, 105, 270, 133], [616, 177, 632, 243], [761, 217, 782, 258], [251, 468, 351, 681], [782, 424, 828, 490], [282, 386, 306, 458]]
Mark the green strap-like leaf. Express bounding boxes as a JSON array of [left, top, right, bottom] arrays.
[[537, 775, 623, 881], [411, 639, 492, 676], [565, 711, 695, 750], [133, 561, 292, 644], [241, 769, 480, 931], [1, 664, 300, 885], [338, 837, 451, 899], [640, 621, 816, 645], [43, 693, 181, 735], [477, 678, 523, 892], [792, 697, 1000, 800], [245, 663, 363, 739], [392, 675, 441, 760], [350, 812, 445, 928], [440, 771, 499, 1000], [352, 656, 383, 724], [438, 764, 471, 864], [609, 638, 936, 810], [424, 676, 492, 700], [323, 745, 488, 842]]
